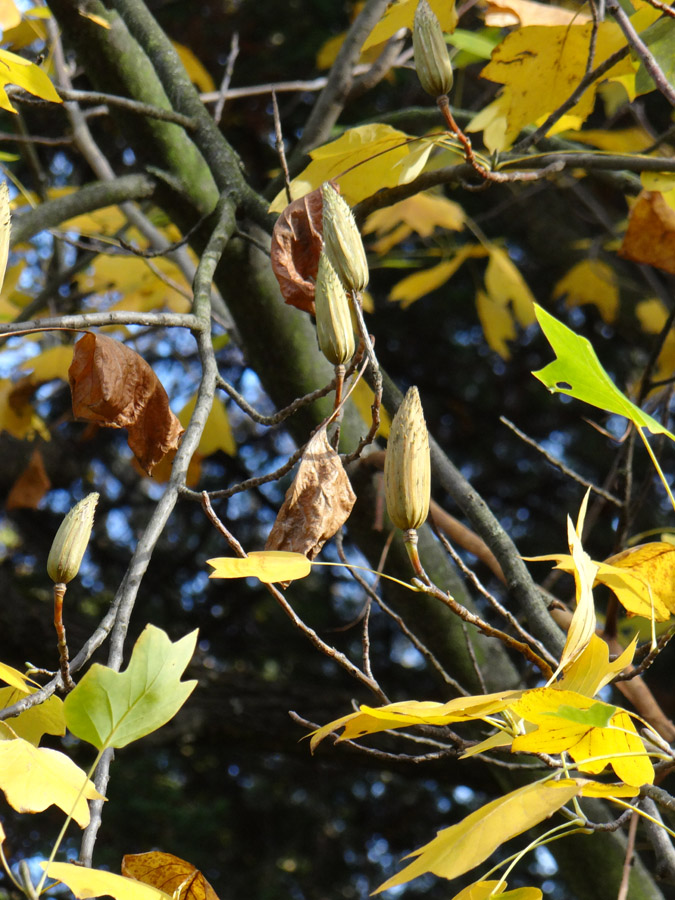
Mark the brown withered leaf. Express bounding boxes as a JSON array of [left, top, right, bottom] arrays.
[[618, 191, 675, 274], [122, 851, 219, 900], [6, 448, 51, 509], [266, 427, 356, 560], [69, 333, 184, 474], [270, 185, 323, 314]]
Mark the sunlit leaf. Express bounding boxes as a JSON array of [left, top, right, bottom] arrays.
[[578, 781, 639, 798], [173, 41, 215, 93], [548, 701, 616, 728], [364, 192, 464, 255], [485, 246, 536, 328], [64, 625, 198, 750], [0, 661, 35, 693], [0, 377, 49, 441], [556, 633, 637, 696], [20, 345, 73, 383], [0, 688, 64, 745], [476, 288, 516, 358], [532, 304, 675, 439], [363, 0, 457, 51], [0, 48, 61, 113], [122, 851, 220, 900], [178, 393, 236, 458], [350, 378, 391, 438], [483, 0, 591, 26], [207, 550, 312, 584], [0, 737, 102, 826], [373, 780, 580, 892], [389, 246, 487, 308], [43, 863, 171, 900]]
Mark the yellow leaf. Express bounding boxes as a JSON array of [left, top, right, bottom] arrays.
[[206, 550, 312, 584], [349, 378, 390, 438], [460, 730, 513, 758], [552, 259, 619, 324], [20, 345, 73, 383], [178, 393, 236, 458], [641, 173, 675, 193], [0, 688, 65, 745], [578, 780, 639, 798], [485, 246, 536, 327], [450, 882, 507, 900], [476, 23, 634, 147], [467, 92, 511, 153], [63, 204, 127, 236], [0, 738, 103, 826], [603, 542, 675, 620], [553, 502, 598, 678], [76, 254, 191, 313], [0, 0, 20, 30], [268, 124, 424, 211], [0, 48, 61, 113], [511, 689, 654, 786], [172, 41, 215, 93], [78, 9, 110, 28], [363, 0, 457, 51], [476, 288, 516, 359], [363, 191, 465, 251], [636, 297, 668, 334], [43, 863, 171, 900], [563, 126, 653, 153], [556, 633, 637, 696], [0, 378, 49, 440], [390, 246, 487, 308], [484, 0, 590, 26], [374, 779, 580, 893], [0, 661, 35, 692], [2, 15, 48, 51]]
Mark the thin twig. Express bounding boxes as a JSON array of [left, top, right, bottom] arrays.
[[617, 811, 639, 900], [201, 496, 386, 699], [214, 32, 239, 126], [271, 90, 292, 205], [53, 584, 75, 692], [55, 87, 197, 129], [500, 416, 623, 507]]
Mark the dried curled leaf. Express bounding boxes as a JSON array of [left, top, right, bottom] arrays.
[[6, 448, 51, 509], [270, 186, 324, 314], [69, 333, 184, 474], [266, 427, 356, 560], [122, 851, 220, 900]]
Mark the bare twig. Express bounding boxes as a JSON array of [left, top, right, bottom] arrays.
[[213, 31, 239, 126], [271, 90, 292, 204], [617, 811, 639, 900], [500, 416, 623, 506]]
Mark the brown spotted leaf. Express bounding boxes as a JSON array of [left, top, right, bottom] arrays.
[[270, 186, 324, 314], [122, 852, 219, 900], [266, 427, 356, 560], [618, 191, 675, 274], [69, 333, 184, 474], [6, 448, 51, 509]]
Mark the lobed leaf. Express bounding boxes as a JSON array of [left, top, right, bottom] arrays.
[[64, 625, 198, 750], [207, 550, 312, 584]]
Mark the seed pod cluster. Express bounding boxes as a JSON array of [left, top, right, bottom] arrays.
[[384, 387, 431, 531], [47, 492, 99, 584], [315, 251, 356, 366], [413, 0, 454, 98], [321, 183, 369, 293]]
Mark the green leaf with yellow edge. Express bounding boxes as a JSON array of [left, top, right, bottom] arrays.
[[0, 736, 103, 826], [0, 48, 61, 113], [0, 661, 35, 693], [511, 688, 654, 786], [363, 0, 457, 51], [207, 550, 312, 584], [269, 125, 433, 211], [532, 304, 675, 438], [178, 392, 236, 457], [552, 259, 619, 324], [0, 688, 64, 745], [350, 378, 390, 438], [42, 863, 172, 900], [473, 23, 633, 149], [64, 625, 198, 750], [373, 779, 580, 893], [556, 633, 637, 696], [20, 345, 73, 383]]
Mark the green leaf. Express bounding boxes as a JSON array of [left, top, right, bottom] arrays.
[[546, 701, 617, 728], [64, 625, 198, 750], [635, 18, 675, 96], [533, 305, 675, 438]]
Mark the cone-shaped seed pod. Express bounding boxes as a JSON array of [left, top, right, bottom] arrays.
[[321, 183, 369, 293], [47, 493, 99, 584], [413, 0, 453, 98], [384, 387, 431, 530], [315, 250, 356, 366]]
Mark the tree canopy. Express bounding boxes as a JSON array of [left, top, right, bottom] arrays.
[[0, 1, 674, 900]]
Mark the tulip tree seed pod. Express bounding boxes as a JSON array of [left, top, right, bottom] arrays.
[[384, 387, 431, 531], [413, 0, 454, 98], [47, 492, 99, 584], [321, 183, 369, 293], [315, 250, 356, 366]]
